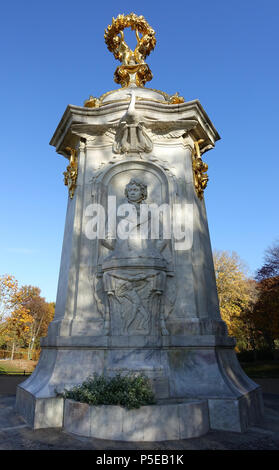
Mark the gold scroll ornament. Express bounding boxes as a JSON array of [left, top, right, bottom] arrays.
[[63, 147, 78, 199], [192, 139, 209, 199], [104, 13, 156, 88]]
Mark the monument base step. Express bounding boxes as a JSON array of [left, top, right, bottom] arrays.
[[16, 385, 264, 436], [63, 398, 210, 441]]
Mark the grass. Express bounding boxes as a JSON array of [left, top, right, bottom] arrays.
[[0, 360, 37, 375], [240, 361, 279, 378]]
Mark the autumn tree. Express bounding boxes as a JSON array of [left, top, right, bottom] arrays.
[[0, 275, 18, 323], [18, 286, 55, 359], [213, 250, 257, 350], [3, 305, 34, 360], [253, 241, 279, 352], [0, 276, 34, 359], [0, 275, 55, 360]]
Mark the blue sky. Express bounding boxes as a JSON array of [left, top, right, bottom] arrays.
[[1, 0, 278, 301]]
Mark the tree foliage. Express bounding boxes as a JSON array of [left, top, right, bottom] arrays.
[[256, 241, 279, 281], [214, 245, 279, 355], [0, 274, 54, 359], [253, 276, 279, 350], [213, 250, 253, 340], [18, 286, 55, 358], [0, 275, 19, 323], [253, 241, 279, 350]]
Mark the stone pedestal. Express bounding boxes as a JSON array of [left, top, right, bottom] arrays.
[[16, 85, 264, 437]]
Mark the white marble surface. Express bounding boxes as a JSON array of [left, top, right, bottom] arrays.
[[16, 86, 263, 436], [64, 399, 210, 441]]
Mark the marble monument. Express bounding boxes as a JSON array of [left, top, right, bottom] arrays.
[[16, 13, 263, 439]]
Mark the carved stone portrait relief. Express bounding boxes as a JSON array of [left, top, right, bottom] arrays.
[[94, 161, 175, 336]]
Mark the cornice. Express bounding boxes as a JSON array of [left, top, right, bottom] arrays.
[[50, 99, 220, 158]]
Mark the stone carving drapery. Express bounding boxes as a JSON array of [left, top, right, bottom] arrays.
[[97, 172, 173, 336]]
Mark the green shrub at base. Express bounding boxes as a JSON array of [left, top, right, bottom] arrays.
[[60, 373, 156, 409]]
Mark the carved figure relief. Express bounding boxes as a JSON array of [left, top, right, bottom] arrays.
[[101, 178, 170, 336], [113, 92, 153, 154], [192, 139, 209, 199], [71, 91, 198, 156], [63, 147, 78, 199]]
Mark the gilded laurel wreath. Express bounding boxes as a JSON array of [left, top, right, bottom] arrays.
[[104, 13, 156, 65]]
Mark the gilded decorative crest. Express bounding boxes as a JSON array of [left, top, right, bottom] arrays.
[[104, 13, 156, 88], [192, 140, 209, 199], [63, 147, 78, 199]]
